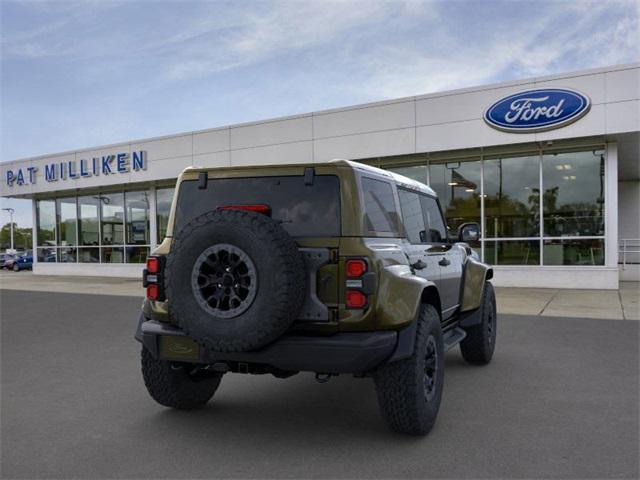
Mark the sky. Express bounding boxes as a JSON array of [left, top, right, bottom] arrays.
[[1, 0, 639, 228]]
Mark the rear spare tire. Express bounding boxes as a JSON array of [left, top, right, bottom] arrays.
[[165, 209, 306, 352]]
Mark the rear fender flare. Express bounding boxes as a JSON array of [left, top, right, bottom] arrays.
[[383, 271, 441, 364], [375, 264, 436, 329]]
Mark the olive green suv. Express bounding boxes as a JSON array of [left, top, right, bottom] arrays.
[[135, 160, 496, 435]]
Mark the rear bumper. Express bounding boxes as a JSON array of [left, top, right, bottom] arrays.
[[135, 315, 398, 374]]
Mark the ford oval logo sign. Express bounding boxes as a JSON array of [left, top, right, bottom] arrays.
[[484, 88, 591, 133]]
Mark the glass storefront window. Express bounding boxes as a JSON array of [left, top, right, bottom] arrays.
[[56, 197, 77, 246], [125, 191, 150, 245], [484, 155, 540, 238], [542, 151, 605, 237], [126, 246, 149, 263], [543, 239, 604, 265], [156, 187, 175, 242], [36, 246, 57, 263], [100, 193, 124, 245], [58, 247, 77, 263], [484, 240, 540, 266], [78, 196, 100, 246], [429, 160, 481, 233], [78, 247, 99, 263], [101, 247, 124, 263], [36, 200, 56, 246]]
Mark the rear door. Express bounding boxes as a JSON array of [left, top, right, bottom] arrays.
[[420, 195, 462, 318], [397, 188, 442, 292]]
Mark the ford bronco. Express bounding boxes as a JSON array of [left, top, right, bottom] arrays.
[[135, 160, 496, 435]]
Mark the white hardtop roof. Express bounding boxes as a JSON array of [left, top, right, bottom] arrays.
[[334, 159, 436, 196]]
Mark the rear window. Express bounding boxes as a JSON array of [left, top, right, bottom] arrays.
[[361, 177, 401, 234], [174, 175, 341, 237]]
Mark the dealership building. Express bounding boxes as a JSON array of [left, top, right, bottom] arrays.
[[1, 63, 638, 289]]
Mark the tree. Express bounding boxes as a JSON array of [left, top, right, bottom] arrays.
[[0, 223, 32, 251]]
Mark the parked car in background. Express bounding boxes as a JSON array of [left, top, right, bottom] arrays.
[[12, 252, 33, 271], [2, 253, 17, 270]]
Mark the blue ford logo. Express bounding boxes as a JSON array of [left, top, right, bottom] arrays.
[[484, 88, 591, 132]]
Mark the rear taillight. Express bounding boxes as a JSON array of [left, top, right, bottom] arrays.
[[346, 289, 367, 309], [345, 257, 369, 309], [146, 284, 159, 300], [143, 256, 164, 300], [346, 259, 367, 278], [220, 204, 271, 215], [146, 257, 160, 273]]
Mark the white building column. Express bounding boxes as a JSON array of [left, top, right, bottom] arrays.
[[605, 143, 619, 275], [31, 198, 37, 264], [149, 186, 157, 250]]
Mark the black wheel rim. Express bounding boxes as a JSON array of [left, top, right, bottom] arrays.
[[423, 335, 439, 402], [191, 244, 258, 318]]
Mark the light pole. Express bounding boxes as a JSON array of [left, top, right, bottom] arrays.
[[2, 207, 15, 251]]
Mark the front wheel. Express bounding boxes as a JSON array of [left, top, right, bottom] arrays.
[[141, 347, 223, 409], [12, 264, 19, 272], [460, 281, 497, 365], [373, 304, 445, 435]]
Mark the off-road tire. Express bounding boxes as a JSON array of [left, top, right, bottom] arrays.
[[165, 209, 306, 353], [373, 304, 445, 435], [460, 281, 496, 365], [141, 347, 222, 409]]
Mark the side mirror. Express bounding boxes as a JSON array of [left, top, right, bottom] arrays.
[[458, 222, 481, 243]]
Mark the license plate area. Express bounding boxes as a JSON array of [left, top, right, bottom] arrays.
[[159, 335, 200, 362]]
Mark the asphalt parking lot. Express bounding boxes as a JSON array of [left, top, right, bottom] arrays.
[[1, 289, 639, 479]]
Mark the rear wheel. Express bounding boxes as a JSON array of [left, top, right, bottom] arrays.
[[460, 281, 497, 365], [373, 304, 444, 435], [141, 347, 223, 409]]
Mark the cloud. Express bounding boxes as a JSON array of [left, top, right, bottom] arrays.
[[163, 1, 403, 80], [350, 0, 639, 99]]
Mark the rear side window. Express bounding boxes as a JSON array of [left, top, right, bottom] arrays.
[[361, 177, 400, 234], [420, 195, 447, 243], [398, 189, 426, 244], [174, 175, 341, 237]]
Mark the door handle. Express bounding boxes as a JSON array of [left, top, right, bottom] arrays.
[[411, 259, 427, 270], [438, 257, 450, 267]]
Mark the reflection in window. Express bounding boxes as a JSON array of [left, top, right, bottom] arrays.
[[420, 195, 447, 243], [543, 239, 604, 265], [484, 240, 540, 265], [101, 247, 124, 263], [543, 151, 605, 237], [78, 196, 100, 246], [57, 197, 77, 246], [78, 247, 100, 263], [484, 156, 540, 238], [362, 177, 400, 234], [125, 191, 150, 245], [58, 247, 77, 263], [156, 187, 175, 242], [37, 200, 56, 246], [126, 246, 149, 263], [398, 189, 426, 244], [100, 193, 124, 245], [36, 247, 57, 262], [429, 161, 481, 233], [390, 165, 429, 185]]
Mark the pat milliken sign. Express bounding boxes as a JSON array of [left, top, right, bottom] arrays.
[[484, 88, 591, 133], [4, 150, 147, 187]]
